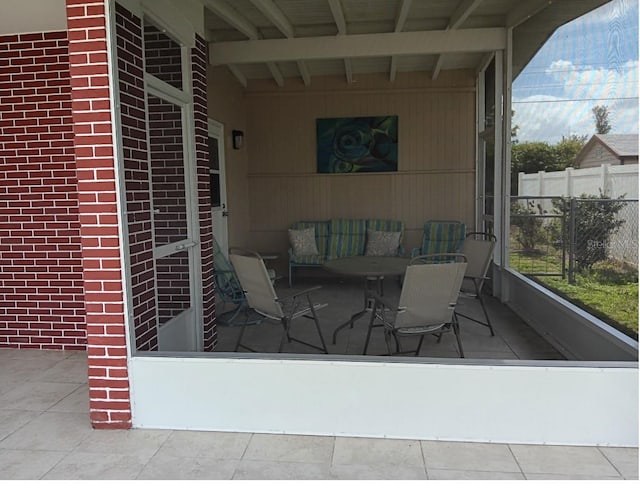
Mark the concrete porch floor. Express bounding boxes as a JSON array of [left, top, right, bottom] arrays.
[[0, 348, 637, 480], [1, 275, 637, 480], [214, 274, 566, 360]]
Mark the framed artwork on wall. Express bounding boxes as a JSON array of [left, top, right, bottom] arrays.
[[316, 115, 398, 173]]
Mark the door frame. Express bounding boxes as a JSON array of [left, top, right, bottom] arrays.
[[208, 118, 229, 257], [144, 31, 203, 353]]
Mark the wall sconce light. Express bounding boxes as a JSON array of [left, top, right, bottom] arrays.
[[232, 130, 244, 150]]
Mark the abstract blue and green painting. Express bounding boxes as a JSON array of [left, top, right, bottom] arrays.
[[316, 115, 398, 173]]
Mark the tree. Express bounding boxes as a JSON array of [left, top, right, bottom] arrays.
[[592, 105, 612, 134], [554, 134, 588, 167], [511, 110, 519, 144], [552, 191, 627, 271], [511, 142, 562, 194], [510, 136, 586, 195]]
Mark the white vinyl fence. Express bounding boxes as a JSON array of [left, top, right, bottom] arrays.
[[518, 164, 639, 265], [518, 164, 638, 202]]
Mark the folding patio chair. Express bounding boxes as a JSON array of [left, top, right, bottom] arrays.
[[213, 236, 248, 326], [213, 237, 279, 327], [363, 253, 468, 357], [455, 232, 497, 336], [229, 249, 329, 354]]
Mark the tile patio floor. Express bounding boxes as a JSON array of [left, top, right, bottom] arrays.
[[214, 274, 566, 360], [0, 348, 637, 480], [1, 281, 637, 480]]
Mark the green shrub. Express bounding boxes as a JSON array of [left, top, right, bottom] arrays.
[[511, 200, 547, 253], [552, 192, 627, 271]]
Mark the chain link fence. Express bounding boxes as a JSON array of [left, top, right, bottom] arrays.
[[509, 196, 638, 281], [567, 198, 638, 282], [509, 196, 567, 277]]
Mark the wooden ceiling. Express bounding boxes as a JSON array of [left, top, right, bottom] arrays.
[[203, 0, 610, 87]]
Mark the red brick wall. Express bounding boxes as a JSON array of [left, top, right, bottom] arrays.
[[115, 3, 157, 351], [0, 31, 87, 350], [115, 7, 214, 350], [193, 35, 216, 350], [66, 0, 131, 428], [143, 23, 183, 89], [148, 96, 189, 245]]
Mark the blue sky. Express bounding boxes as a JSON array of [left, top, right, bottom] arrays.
[[512, 0, 639, 143]]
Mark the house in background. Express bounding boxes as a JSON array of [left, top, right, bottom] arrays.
[[575, 133, 639, 168], [0, 0, 637, 446]]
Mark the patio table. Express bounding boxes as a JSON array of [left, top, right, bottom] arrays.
[[323, 256, 410, 344]]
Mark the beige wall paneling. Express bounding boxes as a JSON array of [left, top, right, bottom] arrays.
[[227, 70, 477, 258], [207, 65, 250, 247]]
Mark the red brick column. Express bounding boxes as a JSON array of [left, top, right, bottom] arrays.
[[66, 0, 131, 428]]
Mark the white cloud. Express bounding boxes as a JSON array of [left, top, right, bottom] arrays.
[[514, 59, 639, 143]]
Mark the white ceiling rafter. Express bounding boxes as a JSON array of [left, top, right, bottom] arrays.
[[248, 0, 311, 86], [327, 0, 353, 84], [267, 62, 284, 86], [475, 51, 495, 75], [296, 60, 311, 86], [201, 0, 607, 86], [203, 0, 258, 39], [506, 0, 554, 28], [389, 0, 412, 82], [208, 28, 506, 65], [431, 55, 444, 81], [248, 0, 294, 38], [203, 0, 284, 87], [327, 0, 347, 35], [449, 0, 484, 30], [432, 0, 483, 80], [227, 64, 247, 87]]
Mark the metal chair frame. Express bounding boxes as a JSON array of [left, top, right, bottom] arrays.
[[363, 253, 467, 358], [213, 237, 254, 327], [230, 249, 329, 354], [455, 232, 497, 336]]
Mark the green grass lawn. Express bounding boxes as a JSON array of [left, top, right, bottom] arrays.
[[538, 275, 638, 337], [510, 254, 638, 338], [510, 251, 563, 275]]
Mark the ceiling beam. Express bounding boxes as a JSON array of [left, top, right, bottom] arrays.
[[327, 0, 347, 35], [475, 52, 495, 75], [431, 55, 444, 80], [431, 0, 483, 81], [204, 0, 287, 87], [209, 28, 506, 65], [389, 56, 398, 82], [327, 0, 352, 83], [449, 0, 484, 30], [248, 0, 311, 86], [227, 64, 247, 87], [389, 0, 412, 82], [248, 0, 294, 38], [267, 62, 284, 87], [395, 0, 413, 31], [505, 0, 553, 28], [203, 0, 259, 40], [344, 59, 353, 83], [297, 60, 311, 86]]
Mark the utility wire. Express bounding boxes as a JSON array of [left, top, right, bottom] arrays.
[[513, 96, 638, 104]]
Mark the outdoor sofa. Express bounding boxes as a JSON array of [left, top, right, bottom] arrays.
[[287, 218, 405, 286]]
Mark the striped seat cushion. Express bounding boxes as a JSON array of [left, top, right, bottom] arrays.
[[420, 221, 466, 255], [327, 219, 367, 258]]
